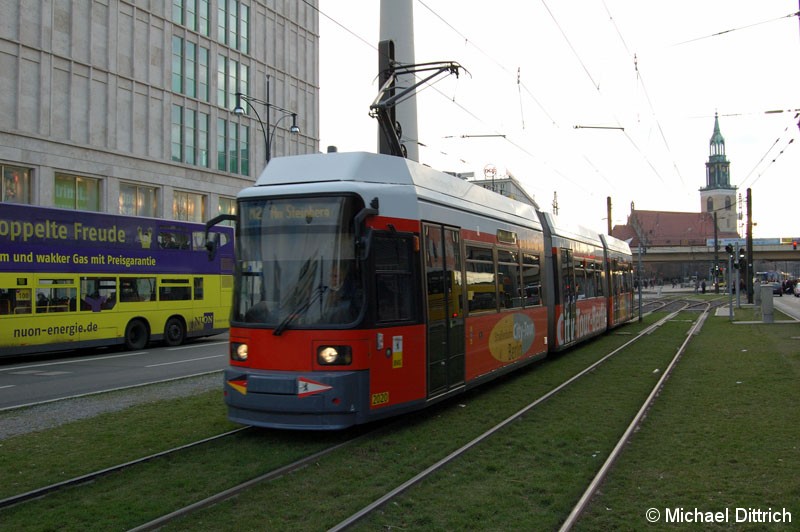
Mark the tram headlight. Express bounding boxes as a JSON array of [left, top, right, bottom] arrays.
[[317, 345, 352, 366], [231, 342, 248, 362]]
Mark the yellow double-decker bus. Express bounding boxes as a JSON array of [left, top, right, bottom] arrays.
[[0, 203, 233, 357]]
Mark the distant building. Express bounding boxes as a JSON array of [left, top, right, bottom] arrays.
[[0, 1, 319, 221], [612, 113, 740, 250], [469, 167, 539, 209], [611, 114, 741, 281]]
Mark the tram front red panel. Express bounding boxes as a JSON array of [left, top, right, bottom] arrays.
[[363, 324, 427, 410], [227, 324, 428, 412]]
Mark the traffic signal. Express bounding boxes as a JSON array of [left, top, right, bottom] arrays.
[[725, 244, 734, 255], [794, 241, 797, 250]]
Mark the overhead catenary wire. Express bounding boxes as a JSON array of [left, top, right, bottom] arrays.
[[312, 1, 797, 220], [672, 11, 800, 46]]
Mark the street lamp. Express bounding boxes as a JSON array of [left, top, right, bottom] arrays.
[[233, 75, 300, 164]]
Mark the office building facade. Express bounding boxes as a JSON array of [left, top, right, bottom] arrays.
[[0, 0, 319, 221]]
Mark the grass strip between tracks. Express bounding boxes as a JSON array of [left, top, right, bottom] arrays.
[[576, 308, 800, 531], [0, 306, 797, 530]]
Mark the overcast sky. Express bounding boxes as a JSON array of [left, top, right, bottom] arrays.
[[318, 1, 800, 239]]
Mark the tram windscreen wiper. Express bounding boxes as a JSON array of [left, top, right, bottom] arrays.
[[272, 285, 327, 336]]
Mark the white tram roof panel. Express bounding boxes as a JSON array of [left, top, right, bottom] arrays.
[[539, 211, 604, 247], [600, 233, 633, 256], [248, 152, 542, 230]]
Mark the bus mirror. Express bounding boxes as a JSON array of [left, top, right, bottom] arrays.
[[205, 239, 218, 260], [204, 214, 236, 261]]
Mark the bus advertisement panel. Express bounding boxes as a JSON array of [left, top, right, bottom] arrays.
[[0, 203, 234, 357]]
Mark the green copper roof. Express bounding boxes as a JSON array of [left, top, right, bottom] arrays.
[[710, 112, 725, 146]]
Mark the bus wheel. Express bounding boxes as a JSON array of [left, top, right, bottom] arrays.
[[164, 317, 186, 346], [124, 319, 149, 350]]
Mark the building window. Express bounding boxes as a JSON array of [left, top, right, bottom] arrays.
[[171, 37, 183, 93], [706, 197, 713, 212], [239, 123, 249, 176], [186, 109, 196, 165], [219, 196, 236, 226], [217, 55, 248, 111], [172, 0, 210, 36], [172, 37, 209, 100], [218, 0, 249, 52], [54, 173, 100, 211], [172, 106, 209, 167], [216, 118, 248, 176], [171, 104, 183, 162], [198, 111, 209, 167], [198, 47, 209, 101], [1, 164, 32, 203], [725, 196, 732, 211], [120, 183, 158, 217], [217, 118, 227, 171], [173, 190, 206, 222]]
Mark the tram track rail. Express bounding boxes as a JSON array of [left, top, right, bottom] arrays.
[[0, 427, 249, 510]]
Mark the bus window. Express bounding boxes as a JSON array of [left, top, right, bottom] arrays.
[[194, 277, 204, 300], [0, 288, 32, 315], [159, 279, 191, 301], [120, 277, 156, 302], [158, 229, 190, 250], [80, 277, 117, 312], [36, 279, 76, 313]]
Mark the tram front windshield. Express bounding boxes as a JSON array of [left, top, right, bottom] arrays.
[[234, 196, 363, 328]]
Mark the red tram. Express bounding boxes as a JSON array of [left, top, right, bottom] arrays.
[[213, 152, 634, 429]]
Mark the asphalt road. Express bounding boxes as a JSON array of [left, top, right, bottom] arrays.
[[772, 291, 800, 320], [0, 334, 229, 410]]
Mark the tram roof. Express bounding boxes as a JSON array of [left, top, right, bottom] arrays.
[[247, 152, 542, 230], [539, 211, 606, 247], [600, 233, 633, 256]]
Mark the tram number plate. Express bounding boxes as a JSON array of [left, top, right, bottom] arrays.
[[371, 391, 390, 406]]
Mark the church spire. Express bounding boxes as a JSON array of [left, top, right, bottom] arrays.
[[700, 112, 737, 233], [704, 112, 731, 189], [709, 112, 726, 161]]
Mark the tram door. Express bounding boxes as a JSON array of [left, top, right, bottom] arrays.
[[423, 224, 465, 396]]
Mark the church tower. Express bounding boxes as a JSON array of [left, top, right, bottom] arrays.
[[700, 112, 738, 233]]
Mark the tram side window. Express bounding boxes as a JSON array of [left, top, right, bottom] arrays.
[[80, 277, 117, 311], [160, 279, 191, 301], [522, 253, 541, 306], [594, 263, 604, 297], [497, 249, 522, 309], [120, 277, 156, 302], [575, 264, 587, 300], [374, 235, 414, 323], [466, 245, 496, 312], [36, 280, 77, 313], [0, 288, 32, 315]]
